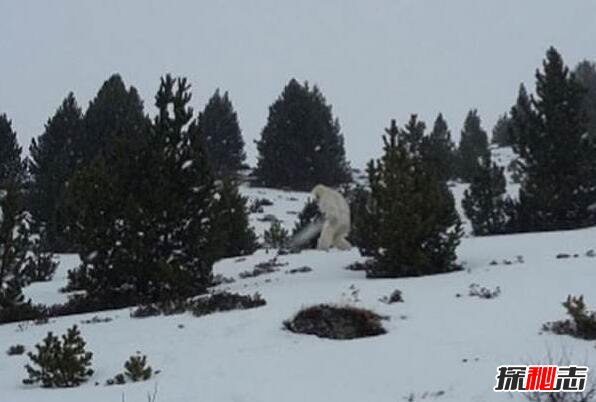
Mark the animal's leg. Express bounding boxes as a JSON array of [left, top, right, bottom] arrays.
[[317, 221, 334, 251], [334, 235, 352, 250]]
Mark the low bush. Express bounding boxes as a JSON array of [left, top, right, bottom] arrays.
[[379, 289, 403, 304], [239, 257, 288, 279], [6, 344, 25, 356], [23, 325, 93, 388], [468, 283, 501, 299], [262, 221, 289, 249], [106, 353, 153, 385], [129, 291, 266, 319], [191, 292, 266, 317], [248, 198, 274, 213], [543, 295, 596, 340], [283, 304, 387, 340]]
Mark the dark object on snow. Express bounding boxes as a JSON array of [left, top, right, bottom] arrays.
[[80, 315, 113, 325], [191, 292, 266, 317], [286, 266, 313, 274], [6, 344, 25, 356], [469, 283, 501, 299], [379, 289, 404, 304], [239, 257, 288, 278], [283, 304, 387, 340]]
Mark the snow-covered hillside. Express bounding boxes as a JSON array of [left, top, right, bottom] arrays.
[[2, 162, 596, 402]]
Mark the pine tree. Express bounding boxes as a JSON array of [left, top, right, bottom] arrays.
[[263, 221, 289, 249], [24, 325, 93, 388], [422, 113, 456, 181], [359, 119, 462, 277], [28, 93, 84, 251], [509, 47, 596, 232], [196, 89, 246, 178], [0, 179, 30, 309], [80, 74, 149, 166], [400, 114, 426, 154], [456, 109, 490, 182], [491, 113, 513, 147], [65, 75, 217, 304], [0, 114, 25, 185], [574, 60, 596, 140], [255, 79, 351, 190], [210, 178, 257, 258], [462, 154, 508, 235]]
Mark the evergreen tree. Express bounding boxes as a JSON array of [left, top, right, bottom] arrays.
[[0, 114, 25, 184], [24, 325, 94, 388], [574, 60, 596, 140], [255, 79, 351, 190], [422, 113, 456, 181], [80, 74, 149, 166], [210, 178, 257, 258], [456, 109, 490, 182], [65, 75, 217, 304], [196, 89, 246, 177], [462, 154, 508, 235], [400, 114, 426, 154], [491, 113, 513, 147], [509, 47, 596, 232], [0, 179, 30, 309], [28, 93, 84, 251], [358, 119, 462, 277]]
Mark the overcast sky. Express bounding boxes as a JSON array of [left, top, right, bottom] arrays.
[[1, 0, 595, 167]]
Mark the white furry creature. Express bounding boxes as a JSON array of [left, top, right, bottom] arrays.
[[311, 184, 352, 251]]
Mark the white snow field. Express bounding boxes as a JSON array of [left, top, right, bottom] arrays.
[[2, 159, 596, 402]]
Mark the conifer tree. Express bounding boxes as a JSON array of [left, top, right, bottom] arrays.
[[401, 114, 426, 154], [24, 325, 93, 388], [462, 154, 508, 235], [0, 179, 30, 309], [422, 113, 456, 181], [509, 47, 596, 232], [255, 79, 351, 190], [197, 89, 246, 177], [209, 178, 257, 258], [491, 114, 513, 147], [0, 114, 25, 184], [80, 74, 149, 166], [28, 93, 84, 251], [574, 60, 596, 139], [65, 75, 217, 304], [359, 119, 462, 277], [456, 109, 490, 182]]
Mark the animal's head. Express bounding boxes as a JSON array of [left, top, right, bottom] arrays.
[[311, 184, 328, 201]]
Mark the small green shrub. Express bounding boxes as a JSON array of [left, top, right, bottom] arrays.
[[191, 292, 266, 317], [262, 221, 289, 249], [125, 353, 153, 382], [23, 325, 93, 387], [544, 295, 596, 340], [6, 344, 25, 356]]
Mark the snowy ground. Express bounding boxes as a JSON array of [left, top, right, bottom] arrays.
[[2, 149, 596, 402]]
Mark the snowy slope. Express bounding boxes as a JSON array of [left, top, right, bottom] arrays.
[[2, 173, 596, 402]]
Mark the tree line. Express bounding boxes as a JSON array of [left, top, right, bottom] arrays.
[[1, 47, 595, 320]]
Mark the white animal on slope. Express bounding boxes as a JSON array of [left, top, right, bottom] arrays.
[[311, 184, 352, 251]]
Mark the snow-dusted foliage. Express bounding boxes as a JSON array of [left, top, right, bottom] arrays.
[[64, 75, 219, 305]]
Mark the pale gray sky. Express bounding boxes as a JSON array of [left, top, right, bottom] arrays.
[[1, 0, 595, 167]]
